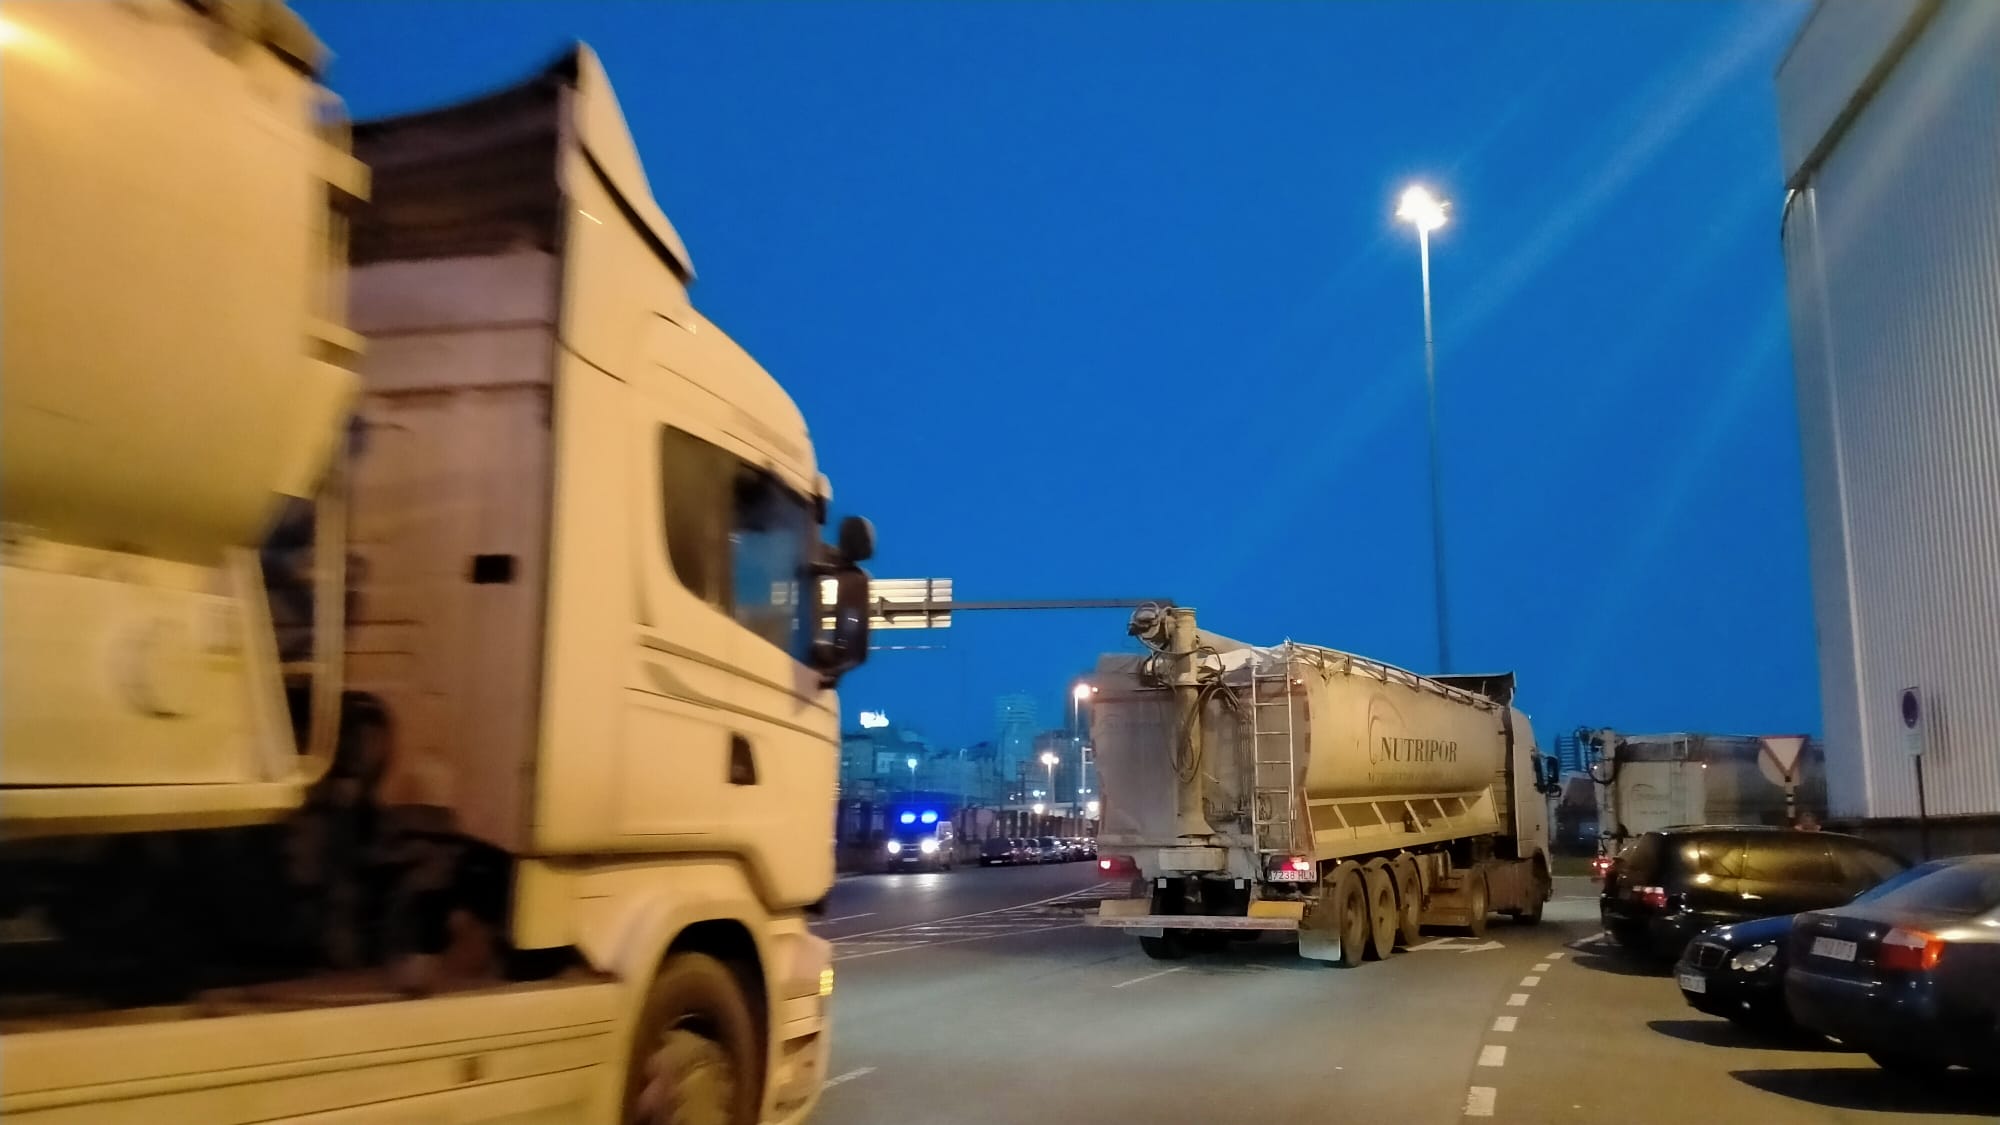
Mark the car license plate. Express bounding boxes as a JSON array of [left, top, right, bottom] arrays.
[[1812, 936, 1858, 962], [1677, 971, 1707, 994]]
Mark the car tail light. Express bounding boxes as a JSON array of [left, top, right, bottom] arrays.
[[1878, 927, 1946, 972], [1634, 885, 1668, 909], [1099, 859, 1111, 871], [1590, 856, 1613, 880]]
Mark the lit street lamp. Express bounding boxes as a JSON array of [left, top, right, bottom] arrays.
[[1039, 751, 1059, 827], [1071, 682, 1096, 814], [906, 756, 917, 796], [1396, 183, 1453, 673]]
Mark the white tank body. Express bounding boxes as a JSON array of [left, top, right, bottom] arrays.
[[1095, 641, 1514, 861]]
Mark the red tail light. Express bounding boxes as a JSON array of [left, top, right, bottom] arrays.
[[1099, 859, 1111, 871], [1287, 857, 1312, 873], [1878, 928, 1945, 972], [1635, 885, 1668, 909]]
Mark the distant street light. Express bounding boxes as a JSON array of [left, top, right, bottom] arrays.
[[1396, 182, 1453, 673], [906, 756, 917, 796], [1040, 751, 1059, 814], [1071, 682, 1096, 815], [1032, 802, 1046, 816]]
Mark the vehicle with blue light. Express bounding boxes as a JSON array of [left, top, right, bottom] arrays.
[[884, 809, 957, 871]]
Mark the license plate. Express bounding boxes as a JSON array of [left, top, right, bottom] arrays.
[[1812, 936, 1858, 962], [1267, 869, 1314, 883], [1677, 971, 1707, 994]]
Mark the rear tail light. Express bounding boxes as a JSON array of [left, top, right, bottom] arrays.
[[1878, 927, 1946, 972], [1634, 885, 1668, 909], [1099, 859, 1111, 871], [1267, 856, 1315, 882]]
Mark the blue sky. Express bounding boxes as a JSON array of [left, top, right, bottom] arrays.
[[299, 1, 1820, 750]]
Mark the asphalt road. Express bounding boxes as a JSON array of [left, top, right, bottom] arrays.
[[809, 869, 1998, 1124]]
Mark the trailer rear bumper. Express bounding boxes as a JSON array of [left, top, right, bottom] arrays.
[[1090, 899, 1301, 934]]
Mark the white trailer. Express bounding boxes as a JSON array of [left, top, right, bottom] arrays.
[[1090, 607, 1558, 964], [0, 4, 873, 1122]]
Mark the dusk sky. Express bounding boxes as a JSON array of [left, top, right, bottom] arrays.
[[299, 1, 1821, 751]]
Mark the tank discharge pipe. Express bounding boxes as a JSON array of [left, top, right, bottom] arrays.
[[1130, 604, 1216, 840]]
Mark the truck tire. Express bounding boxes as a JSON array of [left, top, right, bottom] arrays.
[[1513, 863, 1549, 926], [623, 952, 761, 1125], [1361, 862, 1398, 960], [1391, 855, 1423, 948], [1463, 871, 1490, 939], [1139, 934, 1188, 960], [1332, 870, 1369, 968]]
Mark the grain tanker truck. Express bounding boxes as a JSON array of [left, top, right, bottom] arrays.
[[1091, 606, 1560, 964], [0, 3, 873, 1122]]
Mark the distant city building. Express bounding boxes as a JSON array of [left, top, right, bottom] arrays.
[[994, 693, 1038, 776]]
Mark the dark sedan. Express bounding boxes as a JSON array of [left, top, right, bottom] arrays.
[[1787, 855, 2000, 1075], [1675, 861, 1939, 1029], [1603, 826, 1906, 960]]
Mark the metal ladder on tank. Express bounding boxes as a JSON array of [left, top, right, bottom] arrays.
[[1248, 649, 1302, 865]]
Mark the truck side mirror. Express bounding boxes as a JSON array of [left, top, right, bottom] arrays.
[[811, 566, 871, 686], [837, 515, 875, 563]]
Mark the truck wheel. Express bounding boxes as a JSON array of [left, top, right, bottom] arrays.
[[624, 952, 761, 1125], [1332, 871, 1369, 968], [1139, 934, 1187, 960], [1391, 856, 1423, 948], [1514, 864, 1549, 926], [1361, 863, 1398, 960], [1463, 872, 1489, 939]]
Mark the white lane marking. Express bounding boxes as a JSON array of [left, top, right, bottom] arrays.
[[1506, 993, 1529, 1007], [1521, 975, 1542, 987], [1477, 1045, 1508, 1068], [1111, 965, 1188, 989], [1465, 1086, 1497, 1117], [824, 1066, 875, 1089], [1532, 962, 1550, 972], [815, 913, 876, 925], [1491, 1016, 1517, 1033], [834, 883, 1117, 941], [834, 922, 1081, 961], [1547, 951, 1566, 960]]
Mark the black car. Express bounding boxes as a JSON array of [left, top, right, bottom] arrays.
[[1602, 826, 1906, 959], [1788, 855, 2000, 1075], [978, 837, 1017, 866], [1675, 860, 1936, 1028]]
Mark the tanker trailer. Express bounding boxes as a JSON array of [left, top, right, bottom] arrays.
[[1090, 606, 1560, 964]]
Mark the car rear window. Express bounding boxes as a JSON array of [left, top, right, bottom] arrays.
[[1619, 834, 1664, 881], [1865, 859, 2000, 917]]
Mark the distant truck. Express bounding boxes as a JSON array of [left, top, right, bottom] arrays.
[[1583, 729, 1830, 855], [0, 4, 872, 1122], [1090, 607, 1559, 964]]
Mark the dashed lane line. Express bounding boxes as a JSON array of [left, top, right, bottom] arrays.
[[823, 1066, 875, 1090], [1491, 1016, 1516, 1033], [1505, 993, 1529, 1007], [1477, 1045, 1507, 1068], [1532, 962, 1550, 972], [1111, 965, 1188, 989], [1520, 975, 1541, 987], [1465, 1086, 1497, 1117]]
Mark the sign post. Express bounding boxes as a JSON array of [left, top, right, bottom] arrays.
[[1900, 687, 1928, 858], [1758, 735, 1808, 826]]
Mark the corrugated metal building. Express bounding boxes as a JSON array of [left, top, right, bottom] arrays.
[[1777, 0, 2000, 842]]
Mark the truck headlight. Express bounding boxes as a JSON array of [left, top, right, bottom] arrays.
[[886, 840, 902, 855], [1729, 944, 1778, 972], [920, 837, 939, 854]]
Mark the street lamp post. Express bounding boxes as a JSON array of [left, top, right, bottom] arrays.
[[1040, 751, 1059, 830], [1070, 683, 1094, 816], [906, 756, 917, 798], [1396, 183, 1454, 674]]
